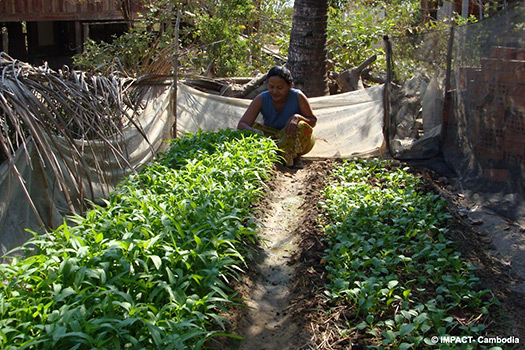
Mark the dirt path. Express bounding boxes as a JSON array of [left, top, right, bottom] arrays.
[[236, 168, 306, 350], [206, 161, 331, 350]]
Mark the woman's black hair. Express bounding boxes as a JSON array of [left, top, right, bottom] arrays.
[[267, 66, 293, 85]]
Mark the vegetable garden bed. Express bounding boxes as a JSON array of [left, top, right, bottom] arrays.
[[0, 131, 519, 350], [319, 160, 501, 349], [0, 130, 278, 349]]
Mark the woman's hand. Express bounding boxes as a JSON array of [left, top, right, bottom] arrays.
[[238, 122, 264, 136], [237, 94, 263, 131], [285, 114, 301, 136], [248, 127, 264, 136]]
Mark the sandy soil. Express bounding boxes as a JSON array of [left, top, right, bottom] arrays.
[[208, 159, 525, 350]]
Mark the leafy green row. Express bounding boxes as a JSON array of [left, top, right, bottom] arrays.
[[320, 159, 499, 350], [0, 129, 278, 350]]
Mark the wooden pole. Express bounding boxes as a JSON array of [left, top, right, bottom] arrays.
[[2, 26, 8, 54], [75, 21, 82, 54], [383, 35, 393, 157], [83, 23, 90, 49], [444, 25, 454, 98], [170, 9, 181, 138], [462, 0, 469, 18], [442, 25, 455, 150]]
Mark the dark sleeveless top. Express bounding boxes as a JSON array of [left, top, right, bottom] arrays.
[[261, 88, 301, 130]]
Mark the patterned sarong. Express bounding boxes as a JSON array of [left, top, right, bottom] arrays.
[[253, 121, 315, 166]]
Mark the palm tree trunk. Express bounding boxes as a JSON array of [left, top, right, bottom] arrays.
[[288, 0, 329, 97]]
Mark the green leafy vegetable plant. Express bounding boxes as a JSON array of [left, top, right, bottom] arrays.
[[0, 129, 278, 349], [320, 159, 499, 349]]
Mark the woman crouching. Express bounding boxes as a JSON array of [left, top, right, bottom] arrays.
[[237, 66, 317, 168]]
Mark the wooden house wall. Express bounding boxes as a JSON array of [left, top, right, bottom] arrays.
[[0, 0, 141, 22]]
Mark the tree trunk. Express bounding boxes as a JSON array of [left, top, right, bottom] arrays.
[[288, 0, 329, 97]]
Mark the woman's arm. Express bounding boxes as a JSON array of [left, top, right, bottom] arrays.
[[237, 94, 263, 132], [297, 91, 317, 127], [284, 91, 317, 136]]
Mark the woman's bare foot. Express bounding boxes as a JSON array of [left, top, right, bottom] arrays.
[[293, 157, 305, 169]]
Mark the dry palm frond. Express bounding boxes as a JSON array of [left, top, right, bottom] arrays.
[[0, 52, 153, 220], [138, 38, 175, 77]]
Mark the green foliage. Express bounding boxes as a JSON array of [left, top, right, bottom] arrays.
[[74, 31, 156, 75], [327, 0, 421, 73], [74, 0, 180, 76], [190, 4, 253, 76], [180, 0, 292, 76], [74, 0, 292, 77], [326, 0, 481, 82], [0, 129, 278, 349], [74, 0, 477, 80], [71, 0, 493, 95], [320, 159, 499, 349], [386, 5, 479, 84]]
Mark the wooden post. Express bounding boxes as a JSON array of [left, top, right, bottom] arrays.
[[442, 25, 455, 149], [75, 21, 82, 54], [383, 35, 393, 156], [170, 9, 181, 138], [444, 25, 454, 101], [83, 23, 90, 47], [479, 0, 483, 19], [1, 26, 8, 54], [462, 0, 469, 18]]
